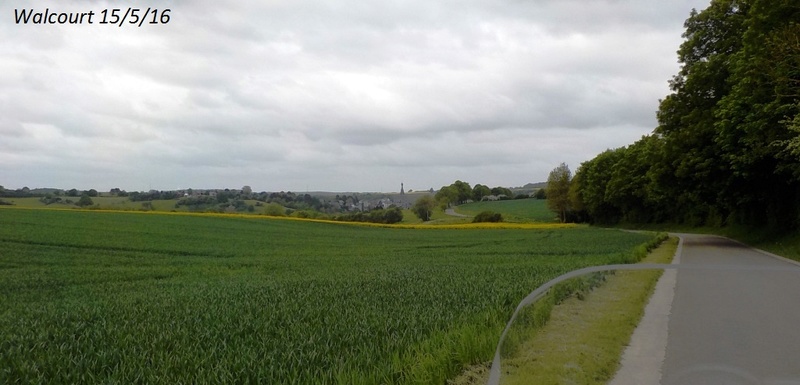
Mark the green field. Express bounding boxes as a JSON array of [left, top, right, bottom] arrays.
[[454, 199, 555, 223], [0, 208, 655, 384]]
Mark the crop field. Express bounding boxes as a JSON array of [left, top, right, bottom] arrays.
[[0, 208, 655, 384], [455, 199, 555, 223]]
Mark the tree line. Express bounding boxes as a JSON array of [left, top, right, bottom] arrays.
[[550, 0, 800, 230]]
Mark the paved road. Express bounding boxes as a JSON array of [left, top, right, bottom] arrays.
[[660, 234, 800, 385], [661, 235, 800, 385]]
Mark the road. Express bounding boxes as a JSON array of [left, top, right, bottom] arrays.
[[444, 207, 469, 217], [615, 234, 800, 385]]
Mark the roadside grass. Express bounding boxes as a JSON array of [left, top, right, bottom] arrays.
[[450, 236, 677, 385], [615, 222, 800, 263]]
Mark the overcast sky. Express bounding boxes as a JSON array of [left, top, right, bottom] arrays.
[[2, 0, 710, 193]]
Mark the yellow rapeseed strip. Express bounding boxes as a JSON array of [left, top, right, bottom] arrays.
[[0, 206, 575, 230]]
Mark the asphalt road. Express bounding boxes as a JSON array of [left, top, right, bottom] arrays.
[[660, 234, 800, 385]]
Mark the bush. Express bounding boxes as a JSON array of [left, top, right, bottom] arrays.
[[333, 207, 403, 224], [76, 195, 94, 207], [472, 211, 503, 223], [264, 203, 286, 216]]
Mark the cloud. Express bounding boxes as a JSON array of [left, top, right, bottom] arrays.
[[0, 0, 711, 191]]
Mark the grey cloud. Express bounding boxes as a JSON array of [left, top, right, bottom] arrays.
[[1, 0, 711, 191]]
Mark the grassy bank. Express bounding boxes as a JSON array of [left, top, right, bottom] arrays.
[[450, 236, 677, 385], [615, 222, 800, 263]]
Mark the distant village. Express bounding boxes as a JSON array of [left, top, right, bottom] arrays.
[[0, 182, 546, 215]]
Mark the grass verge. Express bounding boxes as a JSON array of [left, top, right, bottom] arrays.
[[615, 222, 800, 263], [449, 236, 677, 385]]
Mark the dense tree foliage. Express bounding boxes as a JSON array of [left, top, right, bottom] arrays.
[[76, 194, 94, 207], [333, 207, 403, 224], [546, 163, 572, 223], [412, 195, 436, 221], [472, 184, 491, 201], [472, 211, 503, 223], [435, 181, 515, 209], [572, 0, 800, 230]]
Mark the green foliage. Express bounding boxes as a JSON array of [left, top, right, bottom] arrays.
[[546, 163, 572, 223], [472, 184, 491, 202], [472, 211, 503, 223], [39, 194, 64, 205], [452, 180, 473, 204], [435, 185, 458, 209], [175, 195, 217, 210], [490, 187, 513, 198], [435, 181, 473, 207], [76, 194, 94, 207], [0, 208, 657, 385], [333, 207, 403, 224], [573, 0, 800, 229], [412, 195, 436, 221], [263, 202, 286, 216]]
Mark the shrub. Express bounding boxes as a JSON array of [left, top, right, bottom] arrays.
[[333, 207, 403, 224], [472, 211, 503, 223], [76, 194, 94, 207]]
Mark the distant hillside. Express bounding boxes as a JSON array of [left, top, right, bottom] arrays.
[[519, 182, 546, 189], [510, 182, 546, 196]]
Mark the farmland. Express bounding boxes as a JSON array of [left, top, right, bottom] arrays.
[[0, 208, 656, 384], [454, 199, 555, 223]]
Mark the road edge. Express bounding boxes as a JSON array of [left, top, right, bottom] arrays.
[[608, 235, 683, 385]]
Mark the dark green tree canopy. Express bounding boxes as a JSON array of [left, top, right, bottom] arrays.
[[572, 0, 800, 229], [546, 163, 572, 223], [412, 195, 436, 222]]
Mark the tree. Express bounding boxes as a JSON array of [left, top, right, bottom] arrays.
[[242, 185, 253, 196], [546, 163, 572, 223], [76, 194, 94, 207], [412, 195, 436, 221], [566, 0, 800, 229], [435, 185, 458, 209], [452, 180, 472, 204], [383, 207, 404, 224], [490, 187, 513, 198], [472, 184, 491, 201]]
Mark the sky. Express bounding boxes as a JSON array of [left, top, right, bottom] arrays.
[[1, 0, 711, 193]]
